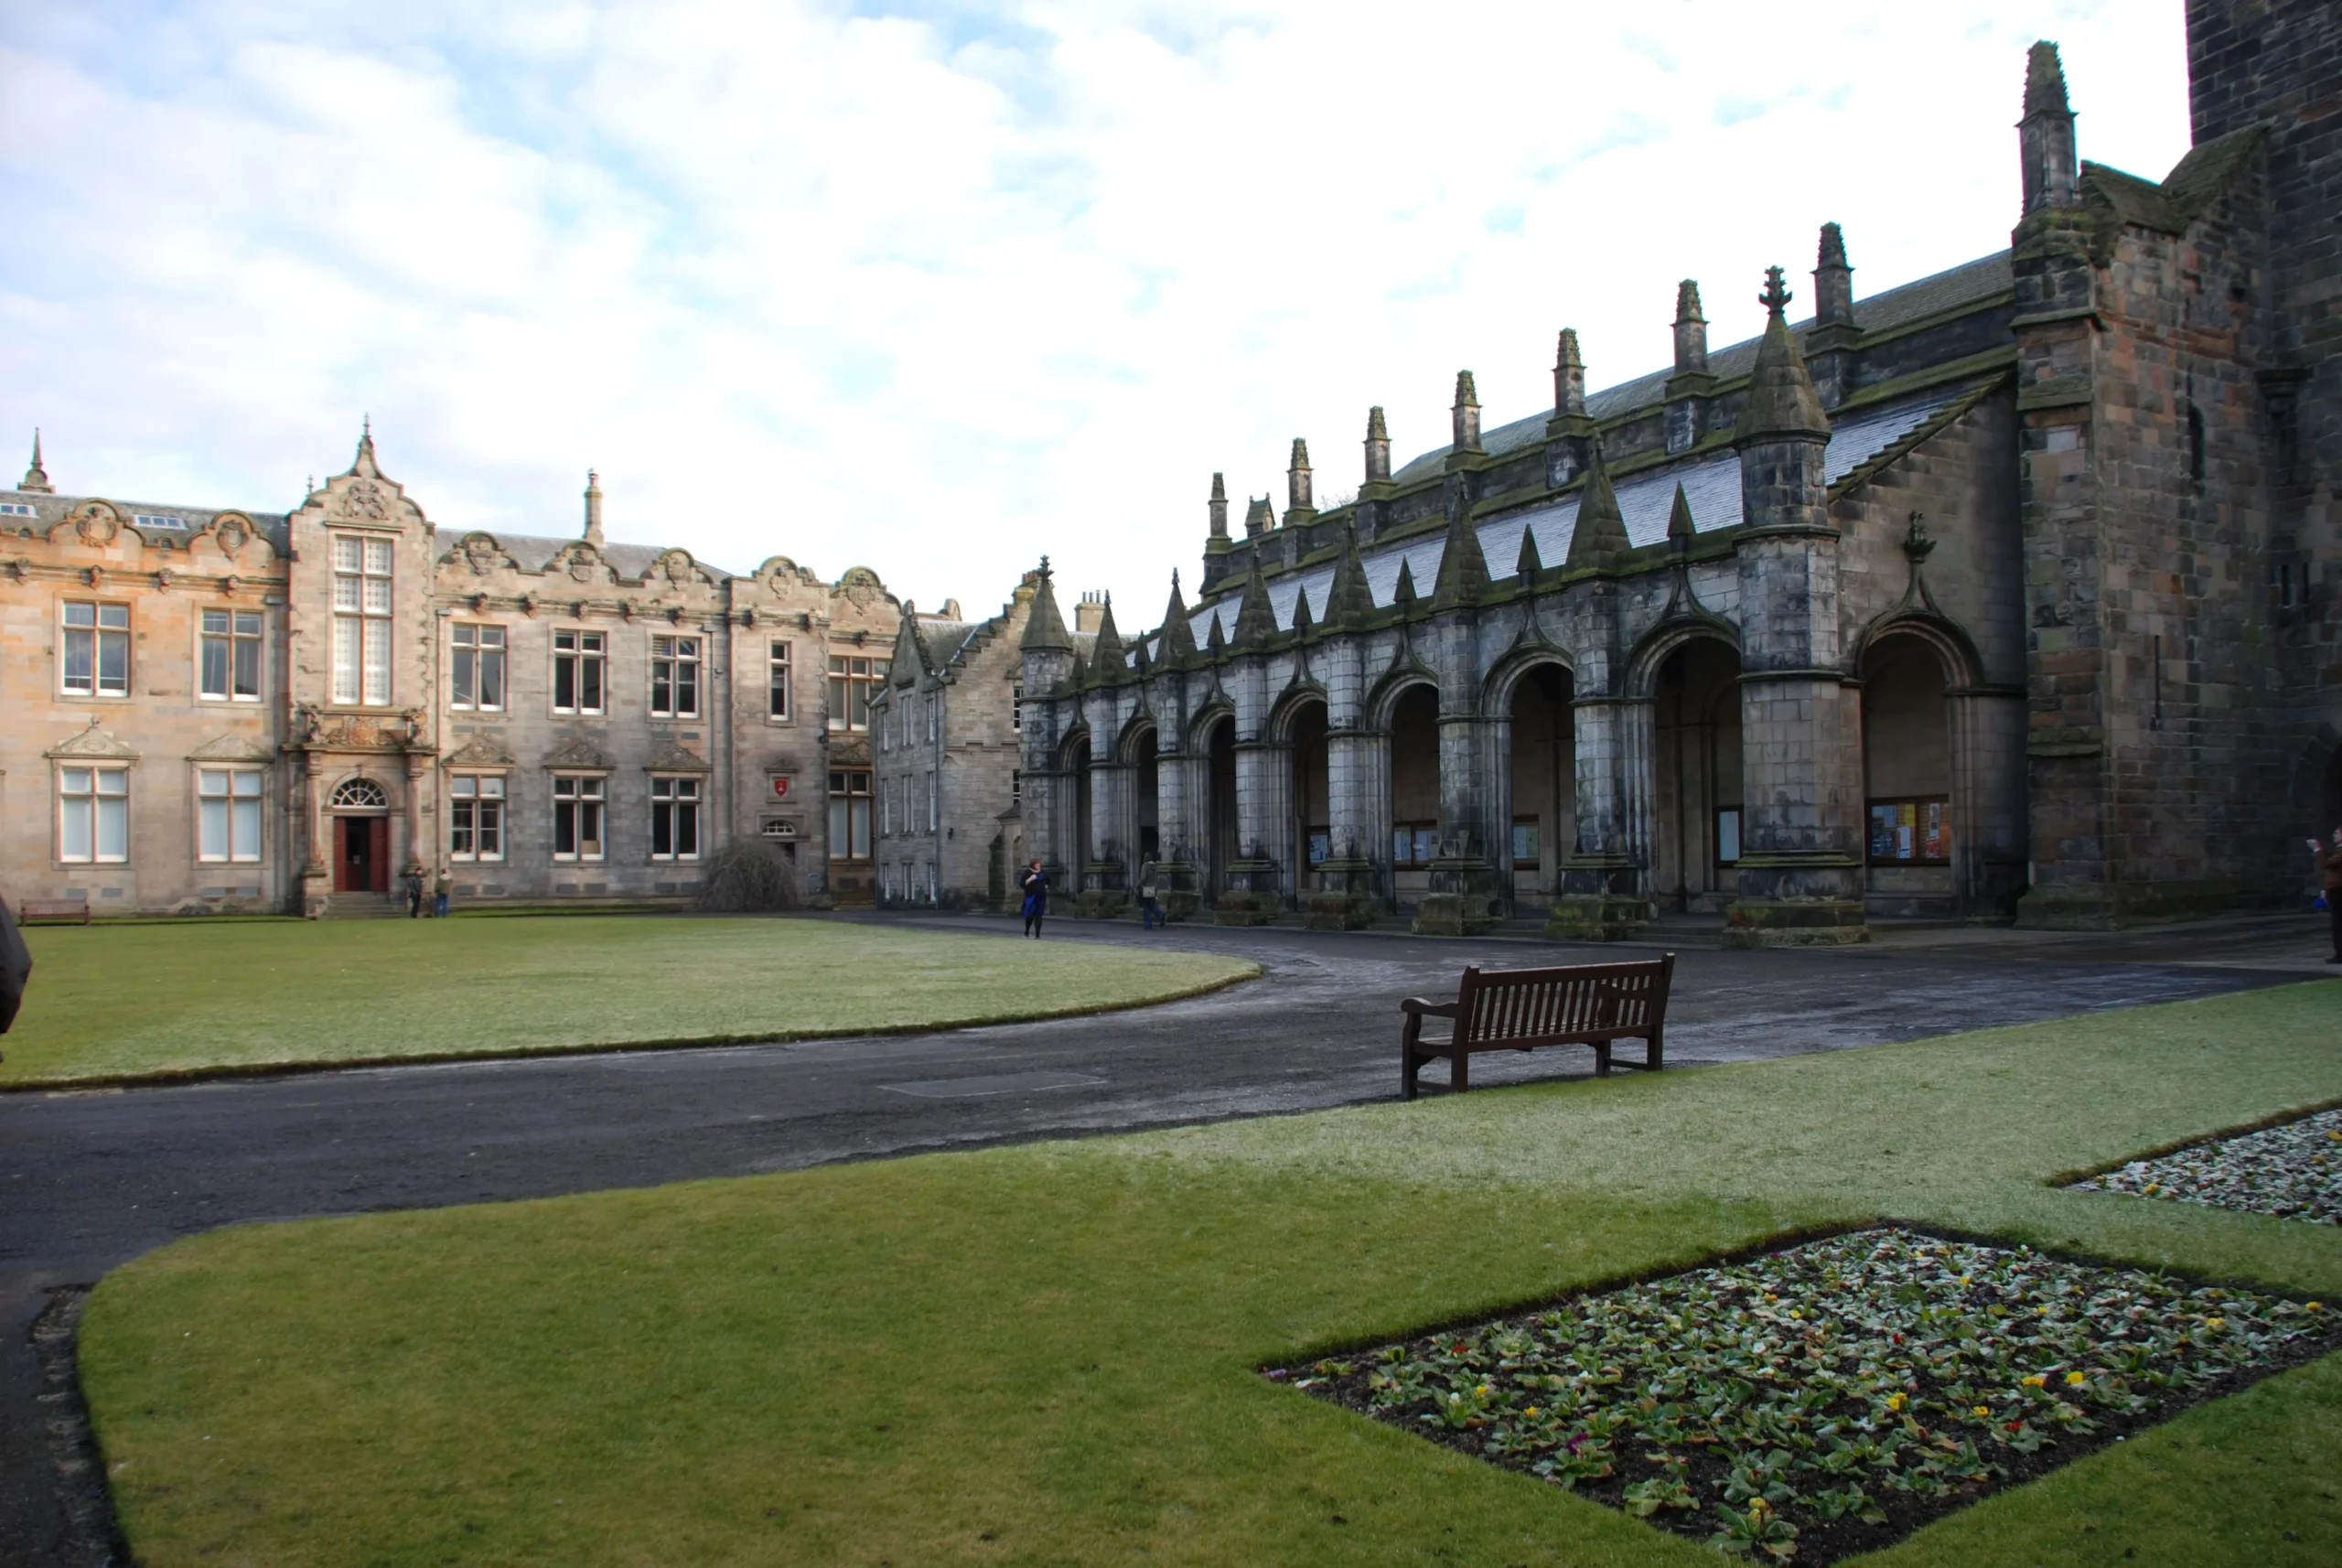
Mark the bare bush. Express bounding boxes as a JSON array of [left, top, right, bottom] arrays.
[[695, 841, 801, 913]]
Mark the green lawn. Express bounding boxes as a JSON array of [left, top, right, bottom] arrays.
[[0, 917, 1256, 1087], [81, 983, 2342, 1566]]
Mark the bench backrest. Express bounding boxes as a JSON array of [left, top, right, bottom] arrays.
[[1456, 955, 1675, 1047]]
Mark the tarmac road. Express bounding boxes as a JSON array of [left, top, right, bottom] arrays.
[[2, 912, 2329, 1563]]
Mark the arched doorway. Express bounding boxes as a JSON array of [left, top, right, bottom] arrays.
[[1508, 664, 1574, 910], [328, 776, 392, 893], [1205, 716, 1237, 897], [1862, 636, 1953, 916], [1653, 640, 1741, 911], [1389, 684, 1440, 910], [1289, 700, 1330, 899]]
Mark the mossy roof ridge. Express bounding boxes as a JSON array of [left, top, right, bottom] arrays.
[[1388, 250, 2015, 487]]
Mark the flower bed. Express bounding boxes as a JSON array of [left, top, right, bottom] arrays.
[[1274, 1229, 2334, 1563], [2074, 1106, 2342, 1224]]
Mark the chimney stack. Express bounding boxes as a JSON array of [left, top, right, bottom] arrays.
[[1451, 371, 1481, 454], [583, 469, 605, 548], [1364, 406, 1391, 484]]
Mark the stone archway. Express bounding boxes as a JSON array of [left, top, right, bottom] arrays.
[[1862, 634, 1954, 917], [1652, 639, 1742, 912], [1388, 684, 1440, 911], [1288, 698, 1330, 897], [1506, 663, 1574, 912], [328, 776, 392, 894]]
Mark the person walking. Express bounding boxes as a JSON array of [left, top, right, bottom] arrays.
[[0, 893, 32, 1050], [1137, 857, 1161, 931], [433, 864, 454, 919], [1019, 859, 1049, 938], [403, 865, 424, 918], [2308, 829, 2342, 962]]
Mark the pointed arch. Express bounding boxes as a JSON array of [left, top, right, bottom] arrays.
[[1624, 611, 1743, 699], [1267, 678, 1330, 745], [1364, 656, 1439, 731], [1480, 644, 1577, 717], [1848, 606, 1985, 692]]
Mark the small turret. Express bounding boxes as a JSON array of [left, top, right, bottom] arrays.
[[1208, 472, 1230, 539], [1812, 223, 1855, 331], [1451, 371, 1482, 455], [1735, 267, 1832, 444], [1231, 556, 1279, 649], [1563, 442, 1629, 572], [1020, 556, 1074, 652], [1552, 328, 1585, 418], [1671, 282, 1709, 377], [1157, 569, 1198, 663], [583, 469, 605, 548], [1363, 406, 1391, 484], [18, 429, 51, 494], [1429, 484, 1489, 612], [1285, 438, 1316, 528], [2019, 40, 2079, 214], [1242, 495, 1274, 538], [1328, 521, 1377, 629]]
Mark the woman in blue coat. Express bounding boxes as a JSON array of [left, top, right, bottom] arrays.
[[1018, 859, 1049, 938]]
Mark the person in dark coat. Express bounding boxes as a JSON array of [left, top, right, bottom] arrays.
[[0, 896, 31, 1044], [1019, 859, 1049, 938], [2308, 829, 2342, 962], [404, 865, 425, 918]]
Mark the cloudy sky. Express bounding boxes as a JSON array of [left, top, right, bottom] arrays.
[[2, 1, 2189, 623]]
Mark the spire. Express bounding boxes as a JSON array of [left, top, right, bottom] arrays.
[[1514, 521, 1543, 578], [351, 414, 380, 478], [2019, 40, 2079, 213], [1672, 282, 1709, 375], [1231, 555, 1279, 649], [1208, 471, 1230, 540], [1243, 495, 1274, 537], [1564, 443, 1628, 571], [1086, 593, 1125, 682], [1157, 569, 1198, 662], [1329, 521, 1377, 628], [1429, 489, 1489, 611], [1020, 556, 1074, 652], [1735, 267, 1832, 443], [1667, 481, 1697, 544], [1205, 607, 1227, 658], [1391, 554, 1419, 610], [1363, 406, 1391, 484], [583, 469, 605, 548], [1812, 222, 1855, 330], [1451, 371, 1482, 453], [1552, 328, 1585, 416], [18, 429, 51, 493], [1289, 583, 1313, 639], [1287, 438, 1314, 514]]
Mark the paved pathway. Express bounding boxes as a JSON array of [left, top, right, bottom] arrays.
[[2, 911, 2331, 1563]]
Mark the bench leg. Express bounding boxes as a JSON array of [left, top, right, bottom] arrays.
[[1649, 1027, 1663, 1071], [1401, 1017, 1422, 1101], [1451, 1049, 1468, 1093], [1595, 1041, 1611, 1078]]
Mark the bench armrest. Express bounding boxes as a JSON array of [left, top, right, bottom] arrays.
[[1399, 997, 1462, 1018]]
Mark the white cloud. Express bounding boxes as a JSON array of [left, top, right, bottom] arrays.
[[0, 0, 2189, 621]]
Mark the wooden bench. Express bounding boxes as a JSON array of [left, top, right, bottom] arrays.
[[16, 898, 91, 926], [1400, 954, 1676, 1100]]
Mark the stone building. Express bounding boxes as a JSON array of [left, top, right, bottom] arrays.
[[0, 430, 908, 917], [865, 572, 1041, 909], [1011, 8, 2341, 943]]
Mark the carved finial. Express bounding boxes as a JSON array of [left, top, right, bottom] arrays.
[[1672, 284, 1709, 376], [1903, 511, 1936, 564], [1288, 438, 1314, 513], [1759, 266, 1793, 317], [1171, 566, 1179, 588], [1553, 328, 1585, 416], [1451, 371, 1481, 453], [1364, 406, 1392, 483], [19, 427, 52, 493], [1207, 472, 1230, 542], [1038, 553, 1052, 578], [1366, 405, 1388, 441]]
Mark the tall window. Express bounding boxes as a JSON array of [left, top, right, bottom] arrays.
[[650, 777, 701, 860], [553, 776, 606, 861], [199, 610, 263, 702], [197, 768, 263, 863], [1011, 768, 1022, 808], [1011, 683, 1023, 732], [927, 698, 938, 744], [449, 775, 505, 862], [59, 767, 128, 863], [881, 776, 895, 836], [332, 535, 393, 704], [828, 769, 873, 859], [451, 625, 506, 710], [827, 656, 886, 732], [61, 603, 130, 696], [926, 769, 938, 833], [768, 640, 792, 721], [553, 629, 606, 714], [650, 635, 701, 718]]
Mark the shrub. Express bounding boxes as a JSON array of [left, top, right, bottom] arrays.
[[695, 842, 800, 913]]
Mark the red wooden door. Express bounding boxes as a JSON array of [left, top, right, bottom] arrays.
[[369, 817, 391, 892]]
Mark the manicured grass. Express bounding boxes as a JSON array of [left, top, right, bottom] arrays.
[[0, 917, 1257, 1087], [80, 982, 2342, 1565]]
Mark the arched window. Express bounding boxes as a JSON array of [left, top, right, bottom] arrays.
[[329, 778, 391, 811]]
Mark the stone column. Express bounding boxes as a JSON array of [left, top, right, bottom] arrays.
[[403, 748, 429, 878], [1217, 656, 1282, 924], [1416, 616, 1501, 936], [1081, 691, 1131, 918], [1310, 633, 1381, 929], [1552, 694, 1657, 940], [298, 745, 330, 918]]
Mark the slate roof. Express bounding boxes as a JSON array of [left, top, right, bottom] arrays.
[[1388, 251, 2014, 488], [0, 489, 293, 550], [1184, 381, 1985, 647]]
